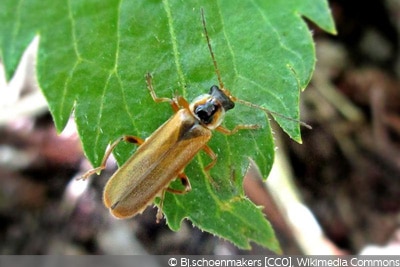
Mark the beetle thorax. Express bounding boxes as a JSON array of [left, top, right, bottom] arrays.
[[189, 94, 225, 130], [189, 85, 235, 130]]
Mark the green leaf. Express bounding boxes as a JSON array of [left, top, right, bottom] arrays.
[[0, 0, 335, 252]]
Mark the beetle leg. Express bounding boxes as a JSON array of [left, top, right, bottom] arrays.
[[123, 135, 145, 145], [202, 145, 217, 171], [156, 189, 167, 223], [215, 124, 259, 135], [146, 72, 183, 113], [201, 145, 220, 189], [175, 95, 190, 110], [80, 135, 145, 180], [166, 172, 192, 194], [146, 73, 171, 103], [156, 172, 191, 223]]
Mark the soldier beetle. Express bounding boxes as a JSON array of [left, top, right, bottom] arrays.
[[81, 9, 310, 222]]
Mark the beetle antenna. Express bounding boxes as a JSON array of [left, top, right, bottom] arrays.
[[235, 98, 312, 129], [200, 8, 311, 130], [201, 8, 225, 92]]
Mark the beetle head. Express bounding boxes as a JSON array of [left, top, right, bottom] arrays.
[[189, 85, 234, 130]]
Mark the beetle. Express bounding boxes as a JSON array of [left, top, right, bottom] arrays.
[[81, 9, 310, 222]]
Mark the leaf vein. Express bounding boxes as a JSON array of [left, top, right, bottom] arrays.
[[162, 0, 186, 94], [67, 0, 82, 60], [93, 73, 113, 154]]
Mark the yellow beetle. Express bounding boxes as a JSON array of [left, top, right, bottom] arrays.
[[81, 9, 310, 222]]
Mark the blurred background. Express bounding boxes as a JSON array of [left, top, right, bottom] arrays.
[[0, 0, 399, 255]]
